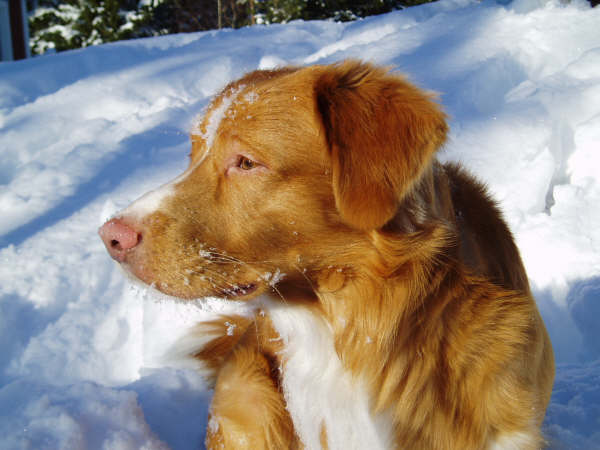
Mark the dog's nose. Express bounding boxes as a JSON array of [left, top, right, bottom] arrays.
[[98, 218, 141, 262]]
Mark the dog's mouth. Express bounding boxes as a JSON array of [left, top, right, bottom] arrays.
[[124, 264, 262, 302], [118, 245, 268, 301], [221, 283, 258, 299]]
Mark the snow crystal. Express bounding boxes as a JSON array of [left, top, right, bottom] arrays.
[[244, 91, 259, 104], [224, 321, 237, 336], [208, 414, 220, 434], [262, 269, 286, 287]]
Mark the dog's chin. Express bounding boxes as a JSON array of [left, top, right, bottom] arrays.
[[115, 261, 268, 303], [114, 262, 180, 302]]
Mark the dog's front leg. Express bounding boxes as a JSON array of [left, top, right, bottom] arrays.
[[205, 333, 299, 449]]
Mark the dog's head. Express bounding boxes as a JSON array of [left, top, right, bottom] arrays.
[[99, 61, 447, 301]]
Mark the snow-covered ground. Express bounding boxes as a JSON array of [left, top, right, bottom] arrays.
[[1, 0, 599, 447]]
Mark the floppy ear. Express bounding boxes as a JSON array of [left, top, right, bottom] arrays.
[[315, 60, 448, 230]]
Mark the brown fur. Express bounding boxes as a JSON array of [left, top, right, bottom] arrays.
[[102, 60, 554, 449], [316, 62, 448, 230], [204, 314, 299, 449]]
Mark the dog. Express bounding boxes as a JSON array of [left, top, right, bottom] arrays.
[[99, 60, 555, 449]]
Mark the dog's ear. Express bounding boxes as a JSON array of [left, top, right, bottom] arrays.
[[315, 61, 448, 230]]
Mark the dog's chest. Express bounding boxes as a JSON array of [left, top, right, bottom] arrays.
[[266, 304, 393, 450]]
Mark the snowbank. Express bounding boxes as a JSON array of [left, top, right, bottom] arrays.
[[1, 0, 599, 448]]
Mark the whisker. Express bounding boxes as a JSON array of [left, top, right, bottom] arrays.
[[292, 262, 315, 292], [198, 249, 283, 267], [270, 283, 288, 305], [195, 268, 240, 290], [190, 246, 292, 304]]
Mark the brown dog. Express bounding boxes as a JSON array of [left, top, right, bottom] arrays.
[[99, 61, 554, 449]]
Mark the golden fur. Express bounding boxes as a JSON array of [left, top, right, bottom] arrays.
[[100, 61, 554, 449]]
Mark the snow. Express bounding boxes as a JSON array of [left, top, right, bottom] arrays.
[[1, 0, 599, 448], [193, 84, 245, 150]]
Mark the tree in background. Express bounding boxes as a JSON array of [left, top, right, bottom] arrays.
[[29, 0, 141, 54], [302, 0, 398, 21], [28, 0, 437, 55], [256, 0, 431, 23]]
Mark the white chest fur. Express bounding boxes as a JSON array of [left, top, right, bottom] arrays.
[[266, 302, 393, 450]]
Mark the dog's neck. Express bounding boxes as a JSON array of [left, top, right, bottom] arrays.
[[268, 162, 462, 427], [314, 166, 461, 414]]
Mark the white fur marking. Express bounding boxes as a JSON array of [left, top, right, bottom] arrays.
[[264, 299, 393, 450], [119, 181, 176, 220], [121, 85, 254, 221], [117, 136, 211, 220]]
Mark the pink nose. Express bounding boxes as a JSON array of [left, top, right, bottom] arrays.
[[98, 218, 141, 262]]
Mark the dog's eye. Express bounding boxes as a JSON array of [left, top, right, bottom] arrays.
[[226, 154, 265, 176], [238, 157, 256, 170]]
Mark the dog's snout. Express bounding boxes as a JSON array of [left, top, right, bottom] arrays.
[[98, 218, 141, 262]]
